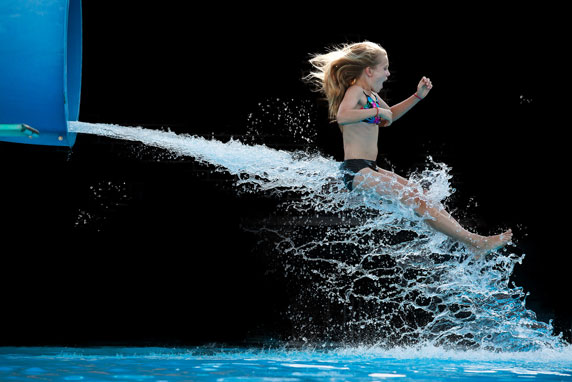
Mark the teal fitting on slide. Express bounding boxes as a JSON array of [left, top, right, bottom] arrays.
[[0, 0, 82, 147], [0, 124, 40, 138]]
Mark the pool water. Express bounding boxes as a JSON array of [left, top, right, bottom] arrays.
[[1, 346, 571, 381]]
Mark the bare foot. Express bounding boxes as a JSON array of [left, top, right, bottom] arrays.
[[469, 229, 513, 259]]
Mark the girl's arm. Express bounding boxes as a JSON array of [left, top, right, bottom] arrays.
[[389, 94, 421, 122], [387, 77, 433, 123], [337, 86, 393, 125]]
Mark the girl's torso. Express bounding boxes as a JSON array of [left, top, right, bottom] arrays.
[[341, 88, 388, 161]]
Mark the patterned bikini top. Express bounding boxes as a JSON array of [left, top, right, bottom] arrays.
[[361, 91, 382, 124]]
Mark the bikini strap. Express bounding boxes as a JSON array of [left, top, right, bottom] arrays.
[[363, 90, 378, 102]]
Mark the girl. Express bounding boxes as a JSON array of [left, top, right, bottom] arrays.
[[306, 41, 512, 253]]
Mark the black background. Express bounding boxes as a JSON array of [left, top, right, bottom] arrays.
[[1, 3, 570, 346]]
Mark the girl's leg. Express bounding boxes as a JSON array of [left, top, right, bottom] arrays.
[[353, 168, 512, 251]]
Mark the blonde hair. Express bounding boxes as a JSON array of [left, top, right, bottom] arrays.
[[305, 41, 388, 126]]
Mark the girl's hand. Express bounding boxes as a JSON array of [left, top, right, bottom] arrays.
[[378, 119, 392, 128], [377, 108, 392, 127], [416, 76, 433, 99]]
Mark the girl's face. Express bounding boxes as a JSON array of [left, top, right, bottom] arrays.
[[368, 56, 390, 92]]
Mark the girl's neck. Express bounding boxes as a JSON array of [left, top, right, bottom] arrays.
[[355, 78, 373, 94]]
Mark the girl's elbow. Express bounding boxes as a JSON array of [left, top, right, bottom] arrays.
[[336, 111, 349, 125]]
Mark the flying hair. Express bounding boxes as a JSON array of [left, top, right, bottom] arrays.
[[304, 41, 388, 129]]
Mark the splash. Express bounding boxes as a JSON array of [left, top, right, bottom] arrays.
[[69, 121, 567, 352]]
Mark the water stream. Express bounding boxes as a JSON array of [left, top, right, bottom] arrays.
[[69, 121, 567, 352]]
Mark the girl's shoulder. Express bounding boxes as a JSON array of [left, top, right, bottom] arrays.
[[344, 84, 367, 102], [346, 84, 365, 94]]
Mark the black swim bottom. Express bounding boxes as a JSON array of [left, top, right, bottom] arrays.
[[339, 159, 378, 191]]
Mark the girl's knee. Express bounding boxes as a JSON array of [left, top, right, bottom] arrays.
[[402, 189, 429, 213]]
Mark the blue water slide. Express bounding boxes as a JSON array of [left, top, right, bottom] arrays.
[[0, 0, 82, 147]]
